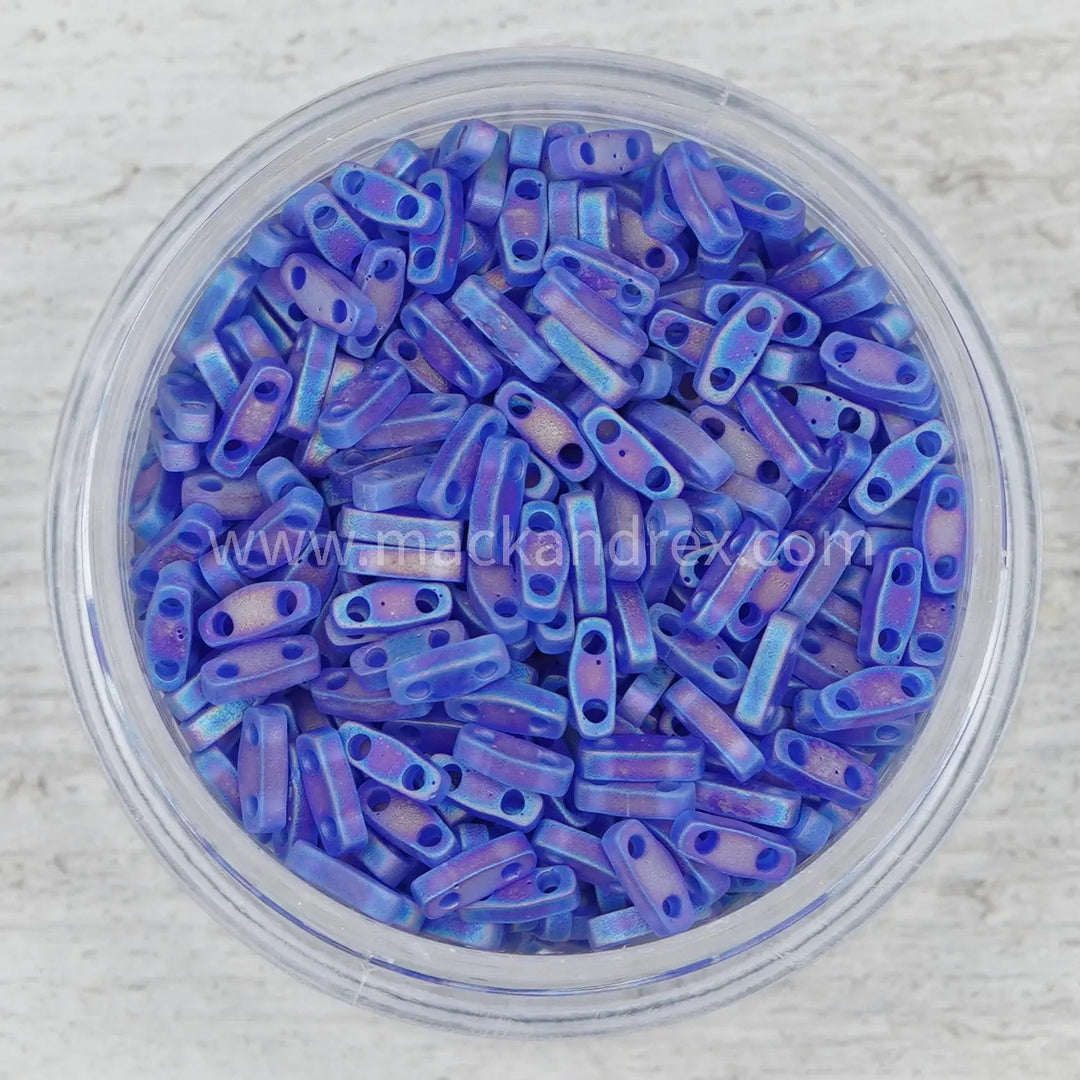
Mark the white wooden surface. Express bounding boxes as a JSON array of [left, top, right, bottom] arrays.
[[1, 1, 1078, 1076]]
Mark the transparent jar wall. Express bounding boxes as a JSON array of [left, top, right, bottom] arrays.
[[46, 49, 1039, 1036]]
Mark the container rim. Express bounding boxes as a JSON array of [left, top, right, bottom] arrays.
[[45, 46, 1041, 1036]]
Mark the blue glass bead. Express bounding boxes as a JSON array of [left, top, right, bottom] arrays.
[[576, 186, 621, 251], [338, 721, 449, 803], [857, 545, 923, 665], [291, 356, 365, 476], [466, 560, 530, 643], [329, 162, 443, 234], [422, 914, 506, 950], [206, 358, 294, 478], [775, 383, 878, 442], [338, 507, 463, 554], [734, 378, 830, 490], [293, 727, 368, 855], [762, 729, 877, 809], [783, 804, 833, 856], [627, 400, 734, 492], [573, 777, 695, 819], [547, 129, 652, 179], [340, 243, 407, 358], [568, 617, 617, 738], [467, 434, 529, 564], [559, 490, 607, 616], [450, 274, 560, 382], [231, 485, 324, 577], [618, 663, 675, 725], [464, 129, 508, 227], [578, 733, 704, 782], [533, 589, 577, 657], [494, 381, 596, 485], [129, 453, 182, 542], [175, 258, 259, 357], [806, 266, 890, 323], [816, 665, 936, 732], [695, 776, 801, 829], [130, 503, 223, 599], [345, 830, 416, 889], [544, 238, 659, 317], [330, 580, 452, 637], [768, 243, 858, 302], [385, 634, 510, 704], [757, 343, 825, 386], [831, 301, 916, 349], [157, 371, 216, 444], [794, 629, 862, 689], [143, 561, 196, 691], [407, 168, 465, 293], [788, 433, 874, 534], [457, 221, 496, 281], [344, 545, 461, 585], [256, 456, 315, 509], [269, 744, 319, 856], [685, 487, 750, 535], [533, 266, 647, 367], [399, 294, 502, 397], [274, 315, 332, 438], [912, 472, 966, 594], [200, 635, 320, 705], [348, 621, 465, 691], [379, 328, 450, 393], [532, 819, 617, 885], [436, 118, 500, 179], [197, 580, 320, 647], [416, 404, 506, 519], [455, 863, 579, 924], [906, 592, 955, 669], [662, 678, 763, 782], [663, 141, 742, 255], [457, 822, 492, 851], [606, 581, 656, 675], [626, 352, 672, 401], [317, 357, 410, 449], [409, 829, 535, 918], [295, 189, 369, 275], [651, 605, 748, 704], [514, 500, 570, 622], [819, 331, 934, 413], [352, 451, 438, 511], [785, 517, 857, 624], [237, 704, 289, 834], [734, 611, 805, 735], [243, 217, 310, 268], [577, 404, 683, 501], [190, 745, 242, 818], [373, 138, 429, 185], [356, 780, 458, 866], [726, 535, 814, 642], [645, 303, 712, 365], [641, 158, 688, 243], [284, 840, 422, 930], [534, 316, 636, 408], [253, 266, 306, 337], [383, 716, 463, 756], [445, 679, 569, 740], [280, 253, 376, 336], [455, 723, 574, 797], [714, 162, 805, 241], [547, 177, 581, 243], [694, 292, 783, 405], [638, 498, 694, 605], [618, 204, 687, 283], [150, 408, 202, 473], [672, 811, 796, 882], [497, 168, 548, 286], [434, 754, 545, 831], [499, 123, 542, 171], [812, 592, 862, 644], [165, 671, 211, 722], [834, 563, 871, 605], [585, 905, 654, 948]]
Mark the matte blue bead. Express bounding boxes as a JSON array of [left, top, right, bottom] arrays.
[[190, 745, 242, 819], [269, 744, 319, 856], [617, 663, 675, 725], [714, 162, 805, 240], [806, 266, 890, 323], [237, 704, 290, 834], [547, 129, 652, 179], [467, 434, 530, 565], [757, 343, 825, 385], [558, 490, 607, 617], [373, 139, 429, 185], [197, 632, 320, 704], [783, 804, 834, 856], [206, 358, 294, 478], [457, 864, 579, 923], [544, 238, 659, 317], [352, 451, 438, 511], [534, 316, 637, 408], [641, 159, 687, 243], [175, 258, 259, 357], [130, 503, 223, 599], [338, 720, 449, 803], [295, 727, 368, 855], [434, 754, 545, 832], [435, 119, 500, 179], [231, 485, 324, 576], [694, 292, 784, 405], [831, 301, 916, 349], [762, 729, 877, 809], [578, 733, 704, 782], [338, 506, 463, 552], [819, 331, 934, 411], [243, 217, 311, 268], [296, 189, 370, 275], [857, 545, 923, 665], [404, 168, 464, 293], [463, 129, 509, 227], [577, 186, 621, 251], [317, 356, 410, 449], [330, 162, 443, 234], [253, 266, 306, 337], [340, 243, 407, 358], [662, 677, 764, 782], [726, 535, 815, 642], [348, 622, 466, 691], [811, 591, 862, 644], [912, 472, 966, 594], [793, 628, 862, 689], [150, 408, 202, 472], [776, 383, 878, 443], [578, 404, 683, 500], [604, 580, 654, 676], [513, 500, 570, 623], [385, 633, 510, 704], [142, 561, 197, 691], [454, 723, 574, 796], [906, 592, 955, 669], [652, 604, 747, 702], [585, 905, 654, 948], [646, 303, 712, 365], [157, 371, 216, 444], [627, 400, 735, 491], [733, 611, 805, 735], [197, 580, 320, 648], [379, 328, 451, 393], [533, 589, 577, 657], [497, 168, 548, 286], [281, 253, 377, 336], [568, 617, 617, 738], [789, 433, 874, 534], [465, 560, 530, 643], [285, 840, 422, 930], [695, 776, 801, 829], [531, 819, 617, 886], [784, 517, 857, 623], [383, 717, 463, 756], [345, 830, 416, 889], [129, 453, 183, 542], [815, 664, 936, 730], [356, 779, 458, 866], [663, 141, 742, 255], [415, 403, 507, 519], [637, 498, 694, 605], [672, 810, 796, 882], [573, 777, 695, 819], [450, 274, 560, 382], [495, 380, 597, 484], [329, 581, 452, 640], [547, 177, 581, 243], [255, 455, 317, 504]]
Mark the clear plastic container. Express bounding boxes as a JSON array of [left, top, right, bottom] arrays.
[[46, 48, 1040, 1036]]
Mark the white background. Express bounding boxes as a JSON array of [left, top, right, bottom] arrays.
[[1, 1, 1078, 1076]]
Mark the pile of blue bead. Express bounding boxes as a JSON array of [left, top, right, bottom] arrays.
[[127, 117, 966, 952]]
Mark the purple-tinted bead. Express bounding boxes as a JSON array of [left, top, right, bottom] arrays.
[[410, 829, 535, 918], [559, 490, 607, 617], [532, 819, 617, 885], [352, 451, 438, 511], [695, 776, 801, 830], [374, 139, 429, 185], [662, 678, 764, 782], [819, 331, 934, 411], [385, 634, 510, 704], [330, 580, 452, 636], [350, 393, 466, 451], [467, 434, 530, 565], [346, 831, 416, 889], [568, 617, 617, 738], [200, 635, 320, 705], [269, 744, 319, 856], [784, 516, 857, 624], [734, 378, 830, 490], [243, 216, 310, 268], [457, 220, 496, 280], [578, 733, 704, 782], [617, 663, 675, 725], [533, 267, 647, 367], [130, 503, 223, 599], [534, 316, 636, 408], [638, 498, 694, 605], [497, 168, 548, 286], [284, 840, 422, 930], [445, 678, 569, 740], [783, 804, 834, 856], [219, 314, 282, 367], [237, 704, 290, 834], [663, 140, 742, 255], [340, 243, 407, 358], [503, 123, 542, 170], [694, 291, 784, 405], [348, 621, 465, 690], [672, 811, 796, 883], [331, 162, 443, 233], [573, 777, 695, 819], [757, 343, 825, 386], [465, 560, 530, 643], [815, 664, 935, 730], [727, 534, 815, 642], [464, 129, 508, 227], [763, 729, 877, 809], [175, 258, 259, 358], [190, 745, 242, 819], [297, 189, 370, 275], [383, 717, 463, 757], [281, 254, 376, 337], [544, 238, 659, 317], [382, 328, 452, 394], [495, 381, 596, 485], [451, 274, 560, 382], [605, 579, 655, 675], [577, 186, 621, 251], [547, 129, 652, 179], [620, 203, 688, 282], [768, 243, 857, 301], [407, 168, 465, 294], [578, 404, 682, 500], [831, 301, 916, 349], [548, 177, 581, 243], [434, 754, 545, 831], [417, 404, 507, 519], [275, 321, 338, 439], [253, 266, 306, 338], [912, 472, 966, 594], [295, 727, 368, 855], [458, 865, 579, 923], [129, 452, 182, 542], [142, 561, 196, 691], [399, 293, 502, 398], [788, 433, 874, 535], [714, 162, 805, 240], [858, 545, 923, 665], [338, 721, 449, 803], [455, 723, 573, 797], [514, 500, 570, 623], [206, 358, 293, 479], [628, 400, 735, 491], [586, 905, 654, 948], [806, 266, 890, 323], [794, 629, 862, 689], [652, 605, 748, 704], [641, 159, 687, 243], [156, 371, 216, 444], [906, 592, 955, 669], [733, 611, 805, 735], [150, 408, 202, 473], [436, 119, 500, 180], [197, 580, 320, 647], [231, 485, 324, 577], [356, 780, 458, 866], [317, 356, 410, 450]]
